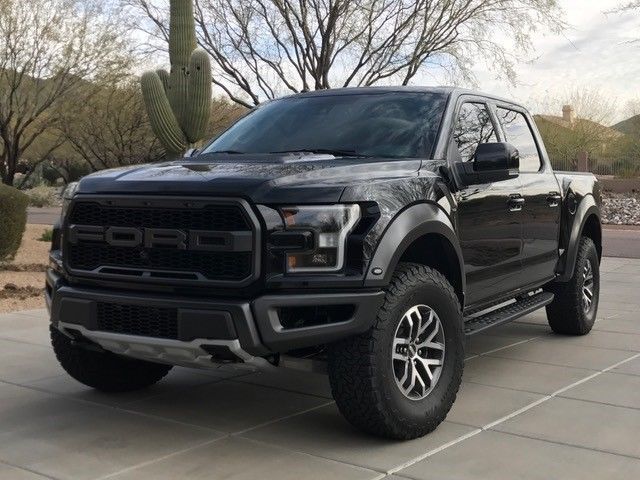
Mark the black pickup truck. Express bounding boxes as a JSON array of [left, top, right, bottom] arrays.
[[47, 87, 602, 440]]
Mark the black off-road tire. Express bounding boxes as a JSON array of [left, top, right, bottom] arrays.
[[51, 326, 172, 392], [327, 263, 464, 440], [546, 237, 600, 335]]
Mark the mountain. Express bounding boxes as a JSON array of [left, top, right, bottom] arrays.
[[613, 115, 640, 136]]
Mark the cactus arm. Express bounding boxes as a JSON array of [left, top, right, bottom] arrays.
[[184, 49, 212, 143], [169, 0, 196, 67], [141, 71, 187, 155], [168, 0, 197, 126], [156, 69, 170, 93], [141, 1, 212, 157], [169, 67, 189, 128]]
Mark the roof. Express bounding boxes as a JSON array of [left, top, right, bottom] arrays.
[[291, 86, 456, 97], [280, 86, 524, 108], [536, 115, 624, 139]]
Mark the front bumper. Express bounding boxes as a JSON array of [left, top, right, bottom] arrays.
[[46, 269, 384, 369]]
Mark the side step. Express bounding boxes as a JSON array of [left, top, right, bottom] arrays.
[[463, 291, 554, 336]]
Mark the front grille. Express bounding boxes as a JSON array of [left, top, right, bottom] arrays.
[[68, 245, 252, 280], [65, 198, 257, 285], [97, 303, 178, 339], [69, 203, 249, 231]]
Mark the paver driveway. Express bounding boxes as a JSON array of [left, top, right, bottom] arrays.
[[0, 257, 639, 479]]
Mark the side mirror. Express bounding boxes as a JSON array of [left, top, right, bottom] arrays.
[[474, 142, 520, 172], [455, 142, 519, 185]]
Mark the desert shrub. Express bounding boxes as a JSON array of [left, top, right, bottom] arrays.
[[24, 185, 61, 207], [42, 161, 92, 185], [39, 229, 54, 242], [0, 184, 29, 262]]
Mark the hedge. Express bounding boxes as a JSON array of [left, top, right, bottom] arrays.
[[0, 183, 29, 262]]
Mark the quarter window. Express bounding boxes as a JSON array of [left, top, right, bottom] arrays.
[[497, 108, 542, 172], [453, 103, 498, 162]]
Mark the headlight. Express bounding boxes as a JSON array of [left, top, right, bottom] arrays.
[[279, 204, 360, 273], [60, 182, 79, 220]]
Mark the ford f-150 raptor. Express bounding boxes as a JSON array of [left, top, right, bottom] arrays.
[[47, 87, 602, 440]]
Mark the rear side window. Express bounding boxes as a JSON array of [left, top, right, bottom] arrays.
[[497, 108, 542, 172], [453, 103, 498, 162]]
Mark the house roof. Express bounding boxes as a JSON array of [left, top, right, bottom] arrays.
[[535, 114, 624, 139]]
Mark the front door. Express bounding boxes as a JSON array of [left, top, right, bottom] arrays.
[[451, 101, 524, 308], [495, 107, 561, 286]]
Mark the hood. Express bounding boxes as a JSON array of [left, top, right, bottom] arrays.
[[76, 153, 431, 203]]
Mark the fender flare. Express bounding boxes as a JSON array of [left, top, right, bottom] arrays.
[[363, 203, 465, 296], [557, 194, 601, 282]]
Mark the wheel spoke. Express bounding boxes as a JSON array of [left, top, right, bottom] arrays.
[[416, 356, 443, 369], [417, 309, 434, 337], [407, 307, 422, 342], [393, 351, 406, 361], [413, 364, 427, 395], [581, 259, 596, 314], [404, 362, 417, 394], [416, 340, 444, 351], [393, 337, 409, 350], [398, 358, 410, 385], [424, 319, 440, 344]]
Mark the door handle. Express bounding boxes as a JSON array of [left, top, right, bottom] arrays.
[[508, 194, 525, 212], [547, 192, 561, 208]]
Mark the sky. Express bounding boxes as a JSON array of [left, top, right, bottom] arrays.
[[466, 0, 640, 123], [134, 0, 638, 123]]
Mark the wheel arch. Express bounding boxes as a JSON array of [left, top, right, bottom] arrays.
[[557, 194, 602, 282], [581, 213, 602, 259], [364, 203, 465, 307]]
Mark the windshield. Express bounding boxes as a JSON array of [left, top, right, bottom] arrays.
[[203, 92, 447, 158]]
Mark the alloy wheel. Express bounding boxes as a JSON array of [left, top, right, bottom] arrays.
[[582, 259, 595, 314], [392, 305, 446, 400]]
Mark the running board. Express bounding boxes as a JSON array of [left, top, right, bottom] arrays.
[[463, 291, 554, 336]]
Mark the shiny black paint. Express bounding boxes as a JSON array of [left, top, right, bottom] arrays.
[[67, 86, 601, 312], [554, 172, 602, 281], [454, 175, 524, 306]]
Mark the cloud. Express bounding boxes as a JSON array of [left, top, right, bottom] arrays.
[[419, 0, 640, 123]]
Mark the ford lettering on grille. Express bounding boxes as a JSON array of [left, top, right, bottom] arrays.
[[64, 198, 258, 285], [67, 225, 252, 252]]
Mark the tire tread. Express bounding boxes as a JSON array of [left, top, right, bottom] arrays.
[[328, 263, 463, 439], [51, 326, 172, 392]]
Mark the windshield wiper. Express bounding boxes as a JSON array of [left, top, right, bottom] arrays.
[[270, 148, 370, 157], [207, 150, 246, 154]]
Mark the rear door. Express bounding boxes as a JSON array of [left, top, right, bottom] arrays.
[[451, 100, 524, 307], [495, 106, 561, 287]]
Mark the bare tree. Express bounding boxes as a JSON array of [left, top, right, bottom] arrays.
[[206, 97, 247, 137], [611, 1, 640, 11], [60, 82, 163, 172], [0, 0, 134, 186], [127, 0, 564, 108]]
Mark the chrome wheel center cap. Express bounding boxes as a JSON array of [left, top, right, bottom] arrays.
[[408, 344, 418, 357]]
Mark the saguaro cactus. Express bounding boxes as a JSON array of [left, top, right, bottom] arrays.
[[141, 0, 212, 157]]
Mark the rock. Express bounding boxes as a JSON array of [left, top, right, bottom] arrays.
[[601, 192, 640, 225], [4, 283, 18, 291]]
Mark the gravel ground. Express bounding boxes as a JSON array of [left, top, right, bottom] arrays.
[[0, 224, 49, 313], [601, 192, 640, 225]]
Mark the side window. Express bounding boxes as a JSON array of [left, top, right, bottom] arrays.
[[497, 108, 542, 172], [453, 103, 498, 162]]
